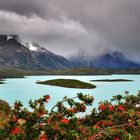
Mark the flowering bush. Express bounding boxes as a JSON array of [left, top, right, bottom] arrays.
[[0, 91, 140, 140]]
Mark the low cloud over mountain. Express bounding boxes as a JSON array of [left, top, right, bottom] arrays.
[[0, 0, 140, 62], [0, 34, 140, 69]]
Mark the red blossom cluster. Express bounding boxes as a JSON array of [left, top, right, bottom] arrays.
[[40, 134, 48, 140], [61, 119, 69, 125], [0, 92, 140, 139], [45, 95, 50, 103], [11, 127, 20, 135]]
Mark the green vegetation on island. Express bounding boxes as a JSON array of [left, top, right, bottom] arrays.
[[36, 79, 96, 89], [91, 79, 133, 82]]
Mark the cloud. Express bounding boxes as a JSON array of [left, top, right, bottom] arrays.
[[0, 0, 48, 17], [0, 0, 140, 61], [49, 0, 140, 61], [0, 10, 88, 56]]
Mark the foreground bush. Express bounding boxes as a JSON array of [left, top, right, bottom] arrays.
[[0, 91, 140, 140]]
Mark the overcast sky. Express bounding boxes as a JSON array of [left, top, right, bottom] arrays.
[[0, 0, 140, 61]]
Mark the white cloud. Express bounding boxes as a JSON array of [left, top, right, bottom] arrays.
[[0, 0, 140, 61], [0, 10, 87, 45]]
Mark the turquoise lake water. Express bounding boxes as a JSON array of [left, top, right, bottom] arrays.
[[0, 75, 139, 113]]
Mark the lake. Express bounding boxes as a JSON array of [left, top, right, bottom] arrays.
[[0, 75, 140, 113]]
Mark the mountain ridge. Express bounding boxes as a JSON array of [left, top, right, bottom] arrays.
[[0, 34, 140, 70], [70, 51, 140, 68], [0, 34, 73, 70]]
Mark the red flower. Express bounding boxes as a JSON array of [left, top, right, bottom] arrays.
[[61, 119, 69, 124], [88, 134, 96, 140], [11, 127, 20, 135], [108, 121, 113, 126], [108, 105, 114, 111], [81, 106, 86, 111], [95, 124, 100, 129], [109, 115, 113, 120], [40, 134, 48, 140], [46, 95, 50, 103], [54, 125, 58, 130], [13, 116, 17, 122], [68, 108, 77, 113], [128, 123, 134, 127], [57, 113, 62, 118], [112, 128, 117, 132], [118, 105, 125, 111], [101, 120, 107, 126], [99, 104, 106, 110], [38, 110, 46, 117], [76, 121, 81, 125], [47, 119, 52, 124], [40, 123, 44, 128], [114, 137, 120, 140]]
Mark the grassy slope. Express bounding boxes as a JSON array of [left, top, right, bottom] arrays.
[[1, 67, 140, 79], [48, 67, 111, 75], [0, 68, 51, 78], [48, 67, 140, 75], [0, 68, 25, 78], [0, 99, 10, 128], [37, 79, 96, 89]]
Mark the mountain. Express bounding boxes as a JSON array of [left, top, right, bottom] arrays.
[[0, 34, 140, 70], [70, 51, 140, 68], [0, 35, 73, 70]]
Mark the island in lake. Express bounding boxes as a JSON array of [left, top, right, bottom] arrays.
[[90, 79, 133, 82], [36, 79, 96, 89]]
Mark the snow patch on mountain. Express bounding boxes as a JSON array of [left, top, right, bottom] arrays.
[[25, 42, 49, 53], [19, 41, 39, 51], [20, 41, 28, 47], [27, 43, 38, 51], [7, 35, 13, 41], [20, 41, 49, 53]]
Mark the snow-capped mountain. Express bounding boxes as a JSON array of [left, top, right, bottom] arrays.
[[0, 34, 73, 69], [20, 42, 49, 53], [70, 51, 140, 68], [0, 34, 140, 70]]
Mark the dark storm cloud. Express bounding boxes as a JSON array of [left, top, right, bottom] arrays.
[[0, 0, 140, 61], [0, 0, 48, 17], [51, 0, 140, 61]]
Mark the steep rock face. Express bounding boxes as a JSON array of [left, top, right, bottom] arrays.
[[29, 43, 73, 69], [0, 35, 35, 69], [0, 35, 73, 70], [0, 34, 139, 70], [89, 52, 140, 68]]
